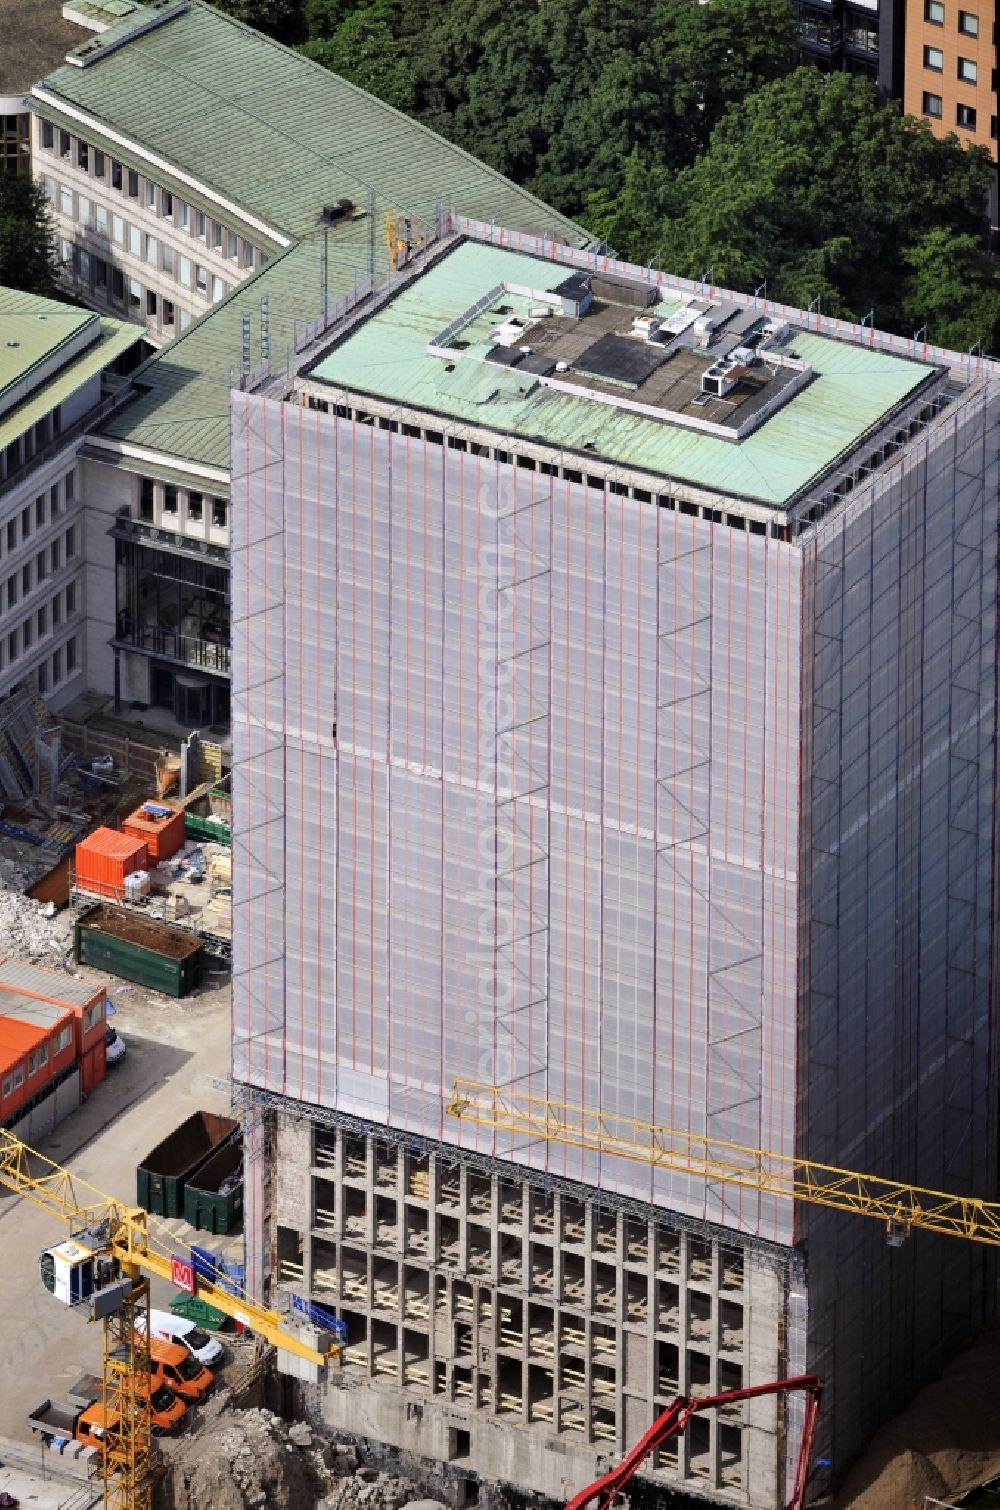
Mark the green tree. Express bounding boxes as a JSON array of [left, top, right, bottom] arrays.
[[902, 227, 1000, 352], [210, 0, 304, 42], [0, 176, 58, 297], [585, 148, 672, 262], [655, 70, 994, 334], [301, 8, 416, 113], [650, 0, 796, 161]]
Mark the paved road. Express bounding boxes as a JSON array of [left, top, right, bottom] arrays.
[[0, 1431, 100, 1510], [0, 967, 233, 1442]]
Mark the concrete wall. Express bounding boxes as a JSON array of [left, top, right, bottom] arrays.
[[0, 449, 86, 705], [266, 1112, 794, 1507], [79, 453, 131, 699], [31, 111, 270, 342]]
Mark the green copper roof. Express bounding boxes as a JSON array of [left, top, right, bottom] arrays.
[[0, 291, 142, 453], [307, 241, 940, 508], [43, 0, 589, 473], [36, 0, 586, 247], [97, 228, 375, 471], [0, 289, 96, 404]]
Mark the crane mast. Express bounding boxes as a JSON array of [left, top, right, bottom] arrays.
[[0, 1128, 337, 1510]]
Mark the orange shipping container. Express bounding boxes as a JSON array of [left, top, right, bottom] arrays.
[[0, 960, 107, 1061], [76, 828, 148, 900], [80, 1038, 107, 1093], [0, 1010, 77, 1121], [121, 801, 186, 863]]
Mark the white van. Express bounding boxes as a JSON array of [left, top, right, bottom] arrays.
[[138, 1308, 224, 1366], [105, 1024, 126, 1065]]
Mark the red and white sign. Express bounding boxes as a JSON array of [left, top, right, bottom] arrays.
[[171, 1256, 195, 1295]]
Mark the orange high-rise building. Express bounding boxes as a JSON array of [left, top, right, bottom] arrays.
[[904, 0, 998, 234]]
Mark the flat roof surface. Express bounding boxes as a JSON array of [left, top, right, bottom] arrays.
[[0, 290, 143, 451], [0, 993, 68, 1027], [0, 0, 88, 94], [0, 1015, 51, 1070], [308, 241, 940, 507], [0, 958, 103, 1007], [36, 0, 587, 247], [0, 288, 96, 401]]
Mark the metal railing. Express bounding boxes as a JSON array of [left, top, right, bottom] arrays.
[[112, 625, 230, 674]]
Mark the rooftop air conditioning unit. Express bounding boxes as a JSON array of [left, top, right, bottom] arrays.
[[320, 199, 355, 225]]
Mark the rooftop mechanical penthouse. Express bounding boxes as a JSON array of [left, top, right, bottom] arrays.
[[230, 222, 1000, 1508]]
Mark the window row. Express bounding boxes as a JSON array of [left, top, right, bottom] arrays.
[[0, 476, 75, 564], [924, 0, 981, 32], [0, 1024, 74, 1098], [47, 180, 234, 310], [923, 45, 981, 79], [1, 112, 30, 175], [0, 411, 70, 485], [922, 92, 980, 127], [302, 396, 781, 538], [3, 608, 78, 678], [138, 477, 228, 530], [38, 123, 267, 271], [58, 241, 197, 335], [34, 637, 77, 695], [3, 534, 77, 612]]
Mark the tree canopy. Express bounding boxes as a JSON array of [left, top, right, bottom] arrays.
[[647, 70, 998, 346], [295, 0, 796, 215], [0, 175, 59, 298], [208, 0, 1000, 352]]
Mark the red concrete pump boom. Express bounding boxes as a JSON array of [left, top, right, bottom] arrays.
[[565, 1374, 824, 1510]]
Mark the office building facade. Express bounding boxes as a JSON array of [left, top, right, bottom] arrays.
[[0, 287, 140, 710]]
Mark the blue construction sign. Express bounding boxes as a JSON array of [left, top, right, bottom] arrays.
[[291, 1292, 348, 1343]]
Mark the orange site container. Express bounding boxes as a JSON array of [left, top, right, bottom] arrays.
[[75, 828, 148, 900], [121, 800, 186, 864], [0, 1011, 76, 1121], [0, 960, 107, 1088]]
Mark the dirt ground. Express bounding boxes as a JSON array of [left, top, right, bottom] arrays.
[[836, 1323, 1000, 1507]]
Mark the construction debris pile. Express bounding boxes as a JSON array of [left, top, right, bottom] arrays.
[[0, 885, 73, 964], [160, 1403, 443, 1510]]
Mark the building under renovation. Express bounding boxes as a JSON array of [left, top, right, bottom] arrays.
[[230, 220, 1000, 1505]]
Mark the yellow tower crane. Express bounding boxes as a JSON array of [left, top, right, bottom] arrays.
[[0, 1129, 339, 1510], [447, 1079, 1000, 1247]]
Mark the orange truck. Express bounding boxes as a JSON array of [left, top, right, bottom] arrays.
[[148, 1337, 213, 1403], [27, 1395, 120, 1451], [145, 1382, 186, 1436], [29, 1371, 187, 1445]]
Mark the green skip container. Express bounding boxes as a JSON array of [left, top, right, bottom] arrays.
[[183, 1137, 243, 1235], [74, 902, 204, 997], [170, 1296, 231, 1332], [137, 1110, 237, 1218]]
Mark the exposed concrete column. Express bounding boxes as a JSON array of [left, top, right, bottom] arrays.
[[243, 1096, 268, 1299], [744, 1253, 784, 1508], [676, 1232, 692, 1481], [364, 1135, 376, 1246], [645, 1219, 656, 1426], [709, 1241, 722, 1485], [613, 1210, 626, 1458]]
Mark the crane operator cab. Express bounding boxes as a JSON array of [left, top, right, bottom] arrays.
[[40, 1238, 131, 1317]]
